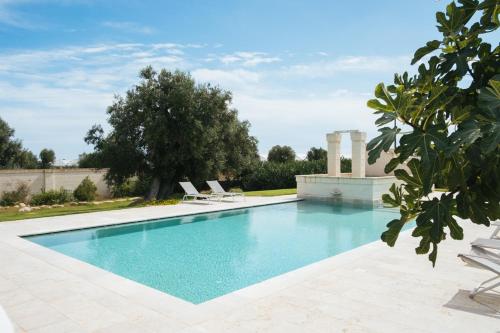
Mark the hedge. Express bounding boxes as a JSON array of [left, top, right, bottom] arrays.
[[241, 158, 351, 191]]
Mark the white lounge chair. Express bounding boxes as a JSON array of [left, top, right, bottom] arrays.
[[0, 306, 13, 333], [206, 180, 245, 201], [470, 244, 500, 261], [491, 221, 500, 239], [471, 238, 500, 250], [179, 182, 217, 202], [458, 253, 500, 298]]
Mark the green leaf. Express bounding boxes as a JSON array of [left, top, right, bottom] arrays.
[[366, 127, 400, 164], [429, 243, 438, 267], [470, 199, 490, 226], [415, 236, 431, 254], [367, 98, 394, 113], [384, 157, 400, 174], [382, 183, 403, 207], [398, 127, 447, 163], [394, 169, 421, 188], [436, 2, 466, 36], [478, 75, 500, 150], [381, 218, 406, 246], [447, 218, 464, 240], [416, 195, 457, 245], [411, 40, 441, 65], [447, 120, 482, 154], [480, 121, 500, 154]]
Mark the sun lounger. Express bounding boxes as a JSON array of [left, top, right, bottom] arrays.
[[491, 221, 500, 239], [0, 306, 13, 333], [471, 238, 500, 250], [470, 245, 500, 261], [458, 253, 500, 298], [179, 182, 217, 202], [206, 180, 245, 201]]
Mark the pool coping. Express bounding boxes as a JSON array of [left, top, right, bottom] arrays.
[[17, 197, 304, 238]]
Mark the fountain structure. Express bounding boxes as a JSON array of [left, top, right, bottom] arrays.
[[296, 130, 398, 208]]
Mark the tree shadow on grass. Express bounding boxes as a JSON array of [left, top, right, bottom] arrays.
[[444, 289, 500, 319]]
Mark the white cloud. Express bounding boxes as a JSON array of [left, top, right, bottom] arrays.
[[285, 56, 410, 78], [102, 21, 154, 34], [0, 0, 35, 28], [232, 91, 379, 157], [0, 0, 84, 29], [0, 42, 407, 158], [192, 68, 260, 88], [219, 52, 281, 67]]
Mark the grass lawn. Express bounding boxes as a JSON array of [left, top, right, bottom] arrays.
[[0, 200, 139, 222], [0, 188, 296, 222], [243, 188, 297, 196]]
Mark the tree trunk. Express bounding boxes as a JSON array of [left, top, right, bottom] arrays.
[[157, 181, 174, 200], [146, 177, 161, 201]]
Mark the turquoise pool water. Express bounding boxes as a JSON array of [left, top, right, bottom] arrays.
[[26, 201, 404, 304]]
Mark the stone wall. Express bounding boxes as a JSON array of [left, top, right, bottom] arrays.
[[0, 169, 111, 198]]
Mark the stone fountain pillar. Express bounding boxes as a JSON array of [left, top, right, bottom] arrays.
[[326, 132, 342, 176], [350, 130, 366, 177], [296, 129, 396, 207]]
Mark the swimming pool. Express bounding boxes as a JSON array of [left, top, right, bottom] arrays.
[[26, 201, 405, 304]]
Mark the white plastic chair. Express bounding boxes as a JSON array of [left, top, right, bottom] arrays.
[[206, 180, 245, 201], [179, 182, 218, 202]]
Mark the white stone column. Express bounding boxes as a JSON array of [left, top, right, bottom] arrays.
[[350, 131, 366, 177], [327, 132, 342, 176]]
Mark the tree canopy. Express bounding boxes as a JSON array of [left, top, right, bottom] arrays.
[[85, 67, 259, 199], [367, 0, 499, 265], [77, 152, 105, 168], [267, 145, 296, 163], [0, 117, 38, 169], [306, 147, 327, 161], [39, 149, 55, 169]]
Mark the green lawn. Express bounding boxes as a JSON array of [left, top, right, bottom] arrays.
[[0, 200, 138, 222], [243, 188, 296, 196], [0, 188, 296, 222]]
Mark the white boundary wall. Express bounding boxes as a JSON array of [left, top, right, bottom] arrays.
[[0, 169, 110, 198]]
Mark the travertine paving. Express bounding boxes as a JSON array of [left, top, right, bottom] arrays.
[[0, 195, 498, 332]]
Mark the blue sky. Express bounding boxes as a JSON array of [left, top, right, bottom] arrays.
[[0, 0, 445, 160]]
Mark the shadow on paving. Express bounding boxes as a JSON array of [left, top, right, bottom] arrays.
[[444, 289, 500, 319]]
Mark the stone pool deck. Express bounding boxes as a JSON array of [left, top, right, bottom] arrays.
[[0, 195, 498, 332]]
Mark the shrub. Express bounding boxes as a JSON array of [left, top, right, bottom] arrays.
[[111, 177, 149, 198], [340, 156, 352, 173], [31, 188, 72, 205], [0, 183, 30, 206], [241, 157, 353, 191], [73, 177, 98, 202], [242, 160, 326, 191]]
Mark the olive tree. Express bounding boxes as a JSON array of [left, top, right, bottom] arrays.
[[367, 0, 499, 265], [306, 147, 327, 161], [85, 67, 259, 200], [39, 149, 55, 168], [267, 145, 296, 163], [0, 117, 38, 169]]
